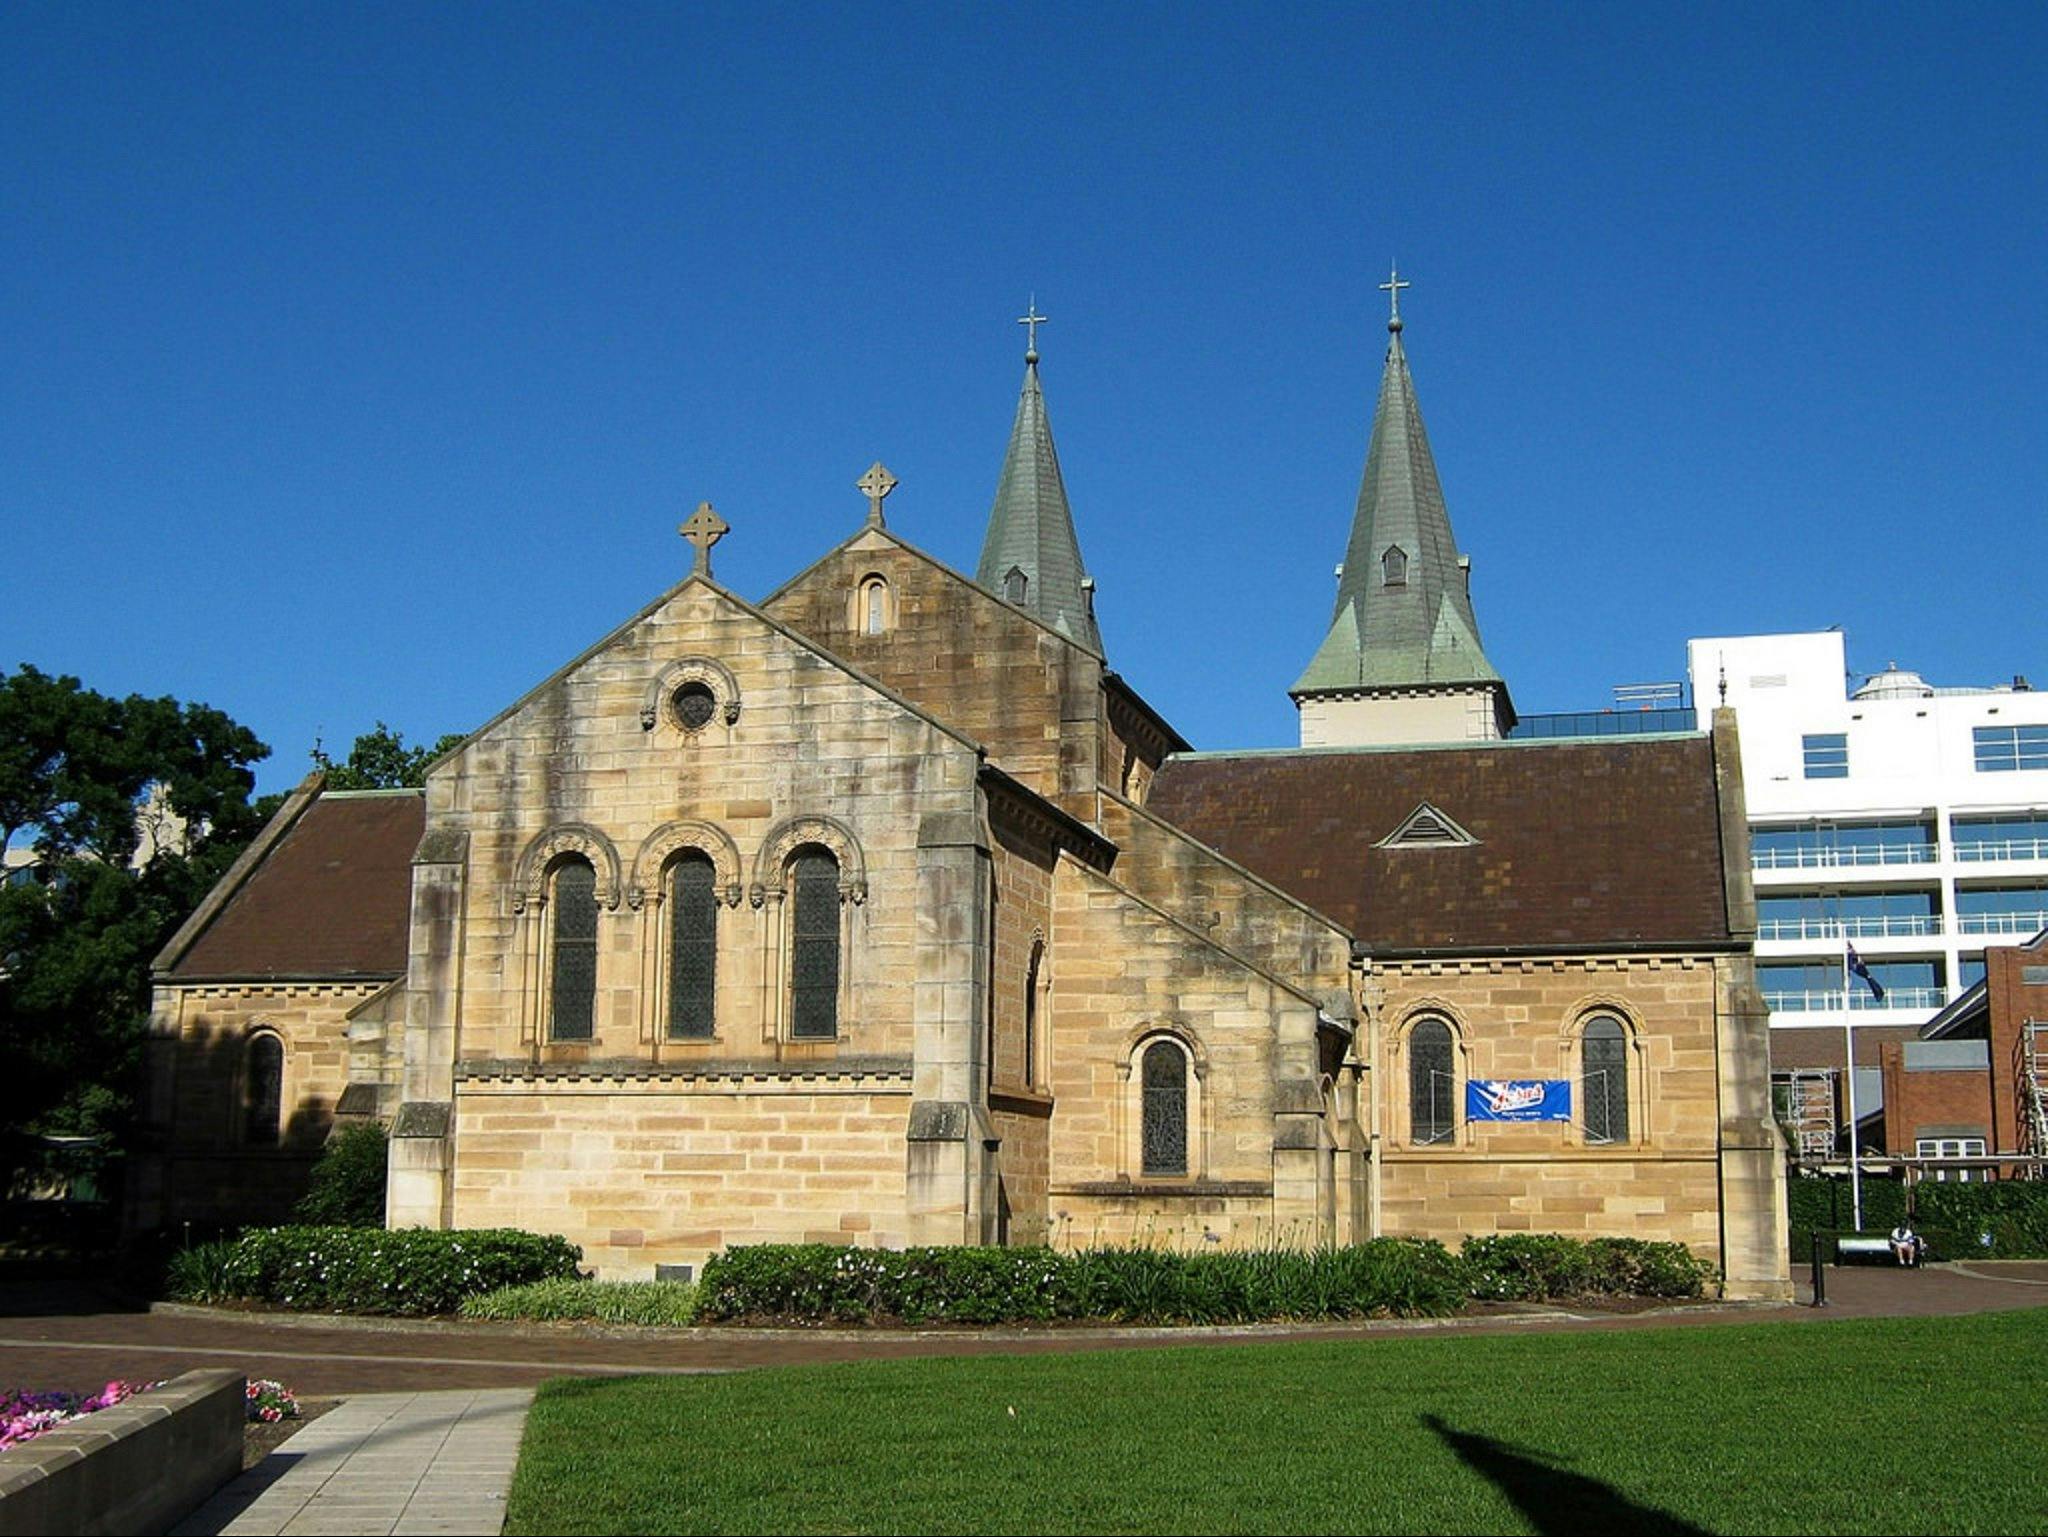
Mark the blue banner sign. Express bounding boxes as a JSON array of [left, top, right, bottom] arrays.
[[1466, 1079, 1573, 1123]]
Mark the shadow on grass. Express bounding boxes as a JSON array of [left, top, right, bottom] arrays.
[[1423, 1413, 1710, 1537]]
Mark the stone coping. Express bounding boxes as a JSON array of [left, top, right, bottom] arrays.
[[0, 1368, 242, 1537]]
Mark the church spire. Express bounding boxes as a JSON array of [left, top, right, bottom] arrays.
[[1291, 274, 1512, 742], [975, 304, 1102, 653]]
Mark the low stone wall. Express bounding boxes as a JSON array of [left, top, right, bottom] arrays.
[[0, 1369, 243, 1537]]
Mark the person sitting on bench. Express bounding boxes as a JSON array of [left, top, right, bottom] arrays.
[[1889, 1221, 1927, 1268]]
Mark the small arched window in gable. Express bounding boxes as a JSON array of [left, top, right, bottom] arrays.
[[1583, 1015, 1630, 1145], [1381, 545, 1408, 588], [1004, 565, 1029, 605], [549, 857, 598, 1042], [1141, 1039, 1189, 1176], [245, 1033, 284, 1146], [858, 574, 891, 636], [668, 853, 718, 1040], [1409, 1018, 1456, 1145], [789, 847, 841, 1040]]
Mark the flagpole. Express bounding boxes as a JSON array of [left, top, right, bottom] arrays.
[[1843, 937, 1864, 1232]]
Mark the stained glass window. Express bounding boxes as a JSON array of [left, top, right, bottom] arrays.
[[1409, 1019, 1455, 1144], [550, 858, 597, 1042], [1141, 1040, 1188, 1176], [1583, 1016, 1629, 1145], [864, 579, 887, 635], [245, 1034, 283, 1146], [790, 849, 840, 1040], [668, 854, 717, 1040], [674, 682, 717, 731]]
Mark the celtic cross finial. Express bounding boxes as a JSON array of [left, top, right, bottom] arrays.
[[1380, 265, 1410, 332], [679, 501, 729, 577], [858, 462, 898, 527], [1018, 298, 1047, 362]]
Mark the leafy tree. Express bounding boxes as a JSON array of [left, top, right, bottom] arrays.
[[313, 722, 466, 790], [0, 665, 269, 1170], [294, 1121, 389, 1227]]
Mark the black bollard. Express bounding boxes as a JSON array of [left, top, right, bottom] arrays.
[[1811, 1231, 1827, 1307]]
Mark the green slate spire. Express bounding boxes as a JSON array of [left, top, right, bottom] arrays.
[[976, 305, 1102, 653], [1292, 279, 1503, 697]]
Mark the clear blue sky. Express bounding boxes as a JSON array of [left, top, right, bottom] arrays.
[[5, 4, 2044, 794]]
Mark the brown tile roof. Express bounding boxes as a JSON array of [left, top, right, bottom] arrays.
[[1146, 736, 1732, 953], [167, 791, 423, 979]]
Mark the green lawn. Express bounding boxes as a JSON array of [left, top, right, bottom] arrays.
[[505, 1309, 2048, 1535]]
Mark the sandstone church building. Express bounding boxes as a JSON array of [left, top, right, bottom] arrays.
[[138, 291, 1792, 1298]]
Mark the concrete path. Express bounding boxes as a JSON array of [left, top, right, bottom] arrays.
[[170, 1388, 532, 1537]]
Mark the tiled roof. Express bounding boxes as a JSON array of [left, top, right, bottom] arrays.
[[166, 791, 423, 979], [1146, 736, 1731, 953]]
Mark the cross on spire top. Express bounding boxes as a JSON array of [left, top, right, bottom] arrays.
[[1380, 265, 1410, 332], [679, 500, 729, 577], [1018, 298, 1047, 363], [858, 461, 898, 526]]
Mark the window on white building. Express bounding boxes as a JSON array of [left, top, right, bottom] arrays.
[[1802, 733, 1849, 779], [1973, 724, 2048, 773]]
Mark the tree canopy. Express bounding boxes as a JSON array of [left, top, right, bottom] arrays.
[[0, 664, 269, 1164], [313, 722, 466, 790]]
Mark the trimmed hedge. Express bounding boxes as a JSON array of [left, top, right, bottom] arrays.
[[461, 1278, 700, 1326], [697, 1234, 1708, 1326], [1788, 1176, 2048, 1261], [165, 1226, 581, 1315]]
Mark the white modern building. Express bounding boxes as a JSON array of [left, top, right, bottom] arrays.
[[1687, 630, 2048, 1152]]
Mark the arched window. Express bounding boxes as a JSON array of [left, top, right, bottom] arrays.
[[789, 848, 841, 1040], [549, 857, 598, 1042], [1140, 1039, 1189, 1176], [1381, 544, 1408, 588], [1409, 1018, 1456, 1145], [668, 853, 718, 1040], [1023, 937, 1044, 1087], [1583, 1015, 1630, 1145], [245, 1033, 283, 1146], [859, 575, 890, 636]]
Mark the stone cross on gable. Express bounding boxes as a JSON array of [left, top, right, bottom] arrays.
[[679, 501, 729, 577], [858, 461, 898, 527]]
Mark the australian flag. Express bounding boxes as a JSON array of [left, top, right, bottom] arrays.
[[1846, 942, 1886, 1001]]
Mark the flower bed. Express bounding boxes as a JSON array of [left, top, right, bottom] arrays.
[[696, 1234, 1716, 1326], [1, 1380, 161, 1450], [165, 1226, 583, 1315]]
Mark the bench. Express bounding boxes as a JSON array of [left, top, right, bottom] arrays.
[[1834, 1236, 1894, 1263]]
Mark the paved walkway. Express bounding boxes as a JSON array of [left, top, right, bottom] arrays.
[[3, 1262, 2046, 1398], [170, 1388, 532, 1537]]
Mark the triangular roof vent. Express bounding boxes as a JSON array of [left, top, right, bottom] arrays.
[[1377, 802, 1478, 849]]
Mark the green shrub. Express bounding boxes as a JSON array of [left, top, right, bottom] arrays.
[[1457, 1234, 1710, 1301], [1460, 1235, 1593, 1300], [293, 1123, 389, 1228], [162, 1226, 581, 1315], [164, 1239, 241, 1304], [461, 1278, 700, 1326], [698, 1239, 1475, 1326]]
